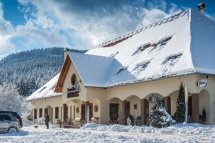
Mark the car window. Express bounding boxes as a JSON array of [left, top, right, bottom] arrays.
[[10, 115, 17, 121], [0, 115, 4, 121], [1, 115, 12, 121]]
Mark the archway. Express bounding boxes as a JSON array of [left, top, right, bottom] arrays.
[[108, 97, 122, 124], [199, 89, 210, 124], [167, 90, 179, 117], [45, 105, 53, 122], [89, 98, 101, 123], [124, 95, 141, 125], [142, 93, 164, 125]]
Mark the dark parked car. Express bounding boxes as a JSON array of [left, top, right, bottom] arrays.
[[0, 111, 23, 133]]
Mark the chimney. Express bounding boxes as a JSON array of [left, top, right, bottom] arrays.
[[64, 47, 69, 61], [198, 3, 206, 13]]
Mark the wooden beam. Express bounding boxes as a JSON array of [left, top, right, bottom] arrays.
[[54, 56, 71, 93]]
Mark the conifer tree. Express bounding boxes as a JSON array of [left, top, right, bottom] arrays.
[[174, 83, 186, 123], [150, 95, 175, 128]]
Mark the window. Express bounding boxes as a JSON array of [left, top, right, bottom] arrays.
[[134, 104, 137, 110], [162, 54, 182, 66], [71, 74, 77, 86], [157, 36, 172, 46], [0, 115, 4, 121], [34, 109, 37, 119], [115, 67, 127, 75], [161, 54, 183, 73], [133, 62, 150, 75], [39, 108, 43, 118], [132, 43, 151, 56], [38, 87, 47, 93], [134, 62, 149, 71], [44, 108, 48, 116], [55, 107, 59, 119], [0, 115, 11, 121]]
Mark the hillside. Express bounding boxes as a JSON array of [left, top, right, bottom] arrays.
[[0, 48, 86, 97]]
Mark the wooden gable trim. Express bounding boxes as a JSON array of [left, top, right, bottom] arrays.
[[55, 56, 71, 93]]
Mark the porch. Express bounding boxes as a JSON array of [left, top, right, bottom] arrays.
[[108, 89, 210, 126]]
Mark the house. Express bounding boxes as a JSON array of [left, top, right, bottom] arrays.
[[27, 9, 215, 125]]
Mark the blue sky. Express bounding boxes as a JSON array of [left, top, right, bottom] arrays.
[[0, 0, 214, 57]]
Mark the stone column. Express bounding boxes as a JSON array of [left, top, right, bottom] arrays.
[[192, 93, 199, 122]]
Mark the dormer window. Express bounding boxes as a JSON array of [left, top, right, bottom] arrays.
[[157, 36, 172, 46], [162, 54, 182, 66], [149, 35, 173, 53], [132, 43, 151, 56], [115, 67, 127, 75], [38, 86, 47, 93], [133, 62, 150, 75]]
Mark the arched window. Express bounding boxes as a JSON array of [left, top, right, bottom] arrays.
[[71, 74, 77, 86]]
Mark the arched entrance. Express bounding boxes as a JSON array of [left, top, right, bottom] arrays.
[[45, 105, 53, 122], [199, 89, 210, 124], [89, 98, 100, 123], [124, 95, 141, 125], [142, 93, 163, 125], [167, 90, 178, 117], [109, 97, 122, 124]]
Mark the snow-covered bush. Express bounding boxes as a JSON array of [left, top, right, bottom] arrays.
[[0, 83, 32, 117], [150, 95, 175, 128], [0, 83, 23, 112]]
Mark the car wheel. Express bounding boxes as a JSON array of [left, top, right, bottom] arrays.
[[8, 127, 17, 133]]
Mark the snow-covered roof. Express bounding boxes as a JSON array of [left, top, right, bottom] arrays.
[[34, 9, 215, 94], [84, 9, 215, 86], [68, 52, 135, 87], [27, 74, 61, 101]]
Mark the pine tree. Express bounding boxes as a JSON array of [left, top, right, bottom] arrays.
[[174, 83, 186, 123], [150, 95, 175, 128]]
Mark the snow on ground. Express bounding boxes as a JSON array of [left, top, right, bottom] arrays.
[[1, 123, 215, 143]]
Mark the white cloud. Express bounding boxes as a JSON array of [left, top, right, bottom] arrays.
[[169, 3, 182, 14], [0, 0, 184, 56], [16, 0, 170, 49], [139, 9, 167, 26], [147, 0, 167, 11], [0, 2, 16, 56]]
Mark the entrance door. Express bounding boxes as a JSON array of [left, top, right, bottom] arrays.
[[164, 96, 171, 114], [63, 104, 68, 122], [81, 104, 85, 121], [81, 103, 93, 121], [124, 101, 130, 124], [125, 101, 130, 118], [110, 104, 119, 124], [89, 103, 93, 121], [144, 99, 149, 125], [188, 96, 192, 122]]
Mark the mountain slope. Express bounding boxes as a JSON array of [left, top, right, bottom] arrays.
[[0, 47, 86, 97]]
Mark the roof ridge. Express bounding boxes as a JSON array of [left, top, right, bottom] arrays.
[[93, 9, 190, 49], [69, 50, 116, 60]]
